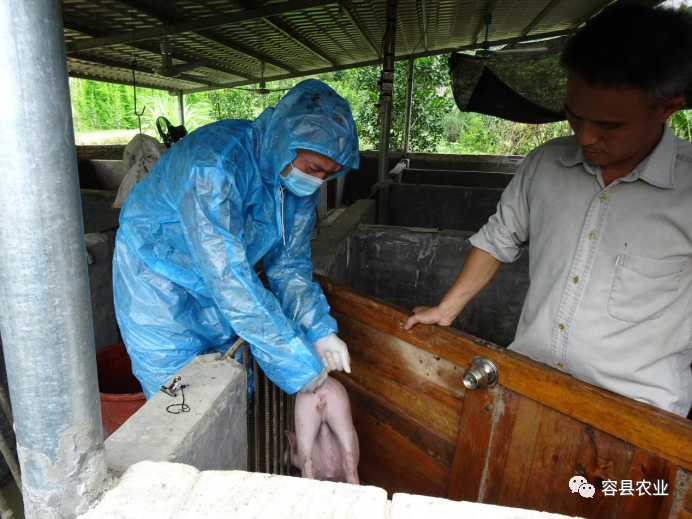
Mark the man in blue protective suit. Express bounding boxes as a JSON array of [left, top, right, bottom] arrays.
[[112, 79, 360, 399]]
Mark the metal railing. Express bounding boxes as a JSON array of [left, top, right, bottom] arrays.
[[224, 339, 295, 476]]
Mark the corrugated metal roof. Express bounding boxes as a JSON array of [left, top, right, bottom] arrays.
[[61, 0, 612, 93]]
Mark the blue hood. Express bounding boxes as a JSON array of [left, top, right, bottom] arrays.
[[256, 78, 359, 183]]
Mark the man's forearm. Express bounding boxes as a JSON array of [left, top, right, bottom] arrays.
[[404, 246, 503, 329], [437, 247, 503, 320]]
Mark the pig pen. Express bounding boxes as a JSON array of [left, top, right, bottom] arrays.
[[305, 161, 692, 518]]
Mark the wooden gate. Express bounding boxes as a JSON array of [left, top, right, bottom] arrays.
[[317, 276, 692, 518]]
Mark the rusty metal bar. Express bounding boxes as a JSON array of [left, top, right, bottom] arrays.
[[279, 386, 285, 475], [244, 356, 294, 475], [221, 337, 245, 361], [272, 382, 278, 474], [264, 371, 270, 473], [243, 342, 249, 471], [253, 357, 260, 473]]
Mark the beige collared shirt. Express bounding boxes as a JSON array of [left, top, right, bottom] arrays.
[[470, 125, 692, 416]]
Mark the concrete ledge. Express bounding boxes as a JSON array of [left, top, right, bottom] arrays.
[[81, 461, 388, 519], [391, 493, 577, 518], [81, 462, 577, 519], [105, 354, 247, 477], [311, 199, 376, 282]]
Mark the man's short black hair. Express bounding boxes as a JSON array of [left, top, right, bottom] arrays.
[[560, 2, 692, 106]]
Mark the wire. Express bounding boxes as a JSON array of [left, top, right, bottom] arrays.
[[166, 385, 190, 414]]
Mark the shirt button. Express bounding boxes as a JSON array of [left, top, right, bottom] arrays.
[[587, 231, 595, 239], [558, 323, 565, 330], [599, 194, 607, 201], [572, 276, 579, 284], [557, 362, 564, 368]]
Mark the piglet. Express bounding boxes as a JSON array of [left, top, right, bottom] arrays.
[[285, 375, 360, 484]]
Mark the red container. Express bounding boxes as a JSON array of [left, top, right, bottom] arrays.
[[96, 343, 146, 439]]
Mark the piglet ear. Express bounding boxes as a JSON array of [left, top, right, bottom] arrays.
[[284, 430, 297, 455], [284, 430, 299, 468]]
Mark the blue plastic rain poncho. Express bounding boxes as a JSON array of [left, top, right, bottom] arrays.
[[113, 79, 359, 399]]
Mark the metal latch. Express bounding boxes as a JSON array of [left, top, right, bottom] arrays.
[[160, 375, 183, 397], [462, 357, 499, 389]]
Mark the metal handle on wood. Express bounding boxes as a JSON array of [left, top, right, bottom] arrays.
[[463, 357, 498, 389]]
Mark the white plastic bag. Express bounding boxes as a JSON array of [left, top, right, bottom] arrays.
[[114, 134, 167, 208]]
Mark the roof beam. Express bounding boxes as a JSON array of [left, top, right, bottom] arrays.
[[108, 0, 294, 74], [184, 27, 577, 94], [69, 72, 178, 91], [569, 0, 665, 30], [420, 0, 428, 51], [472, 0, 498, 44], [193, 30, 298, 74], [261, 18, 337, 66], [568, 0, 620, 29], [69, 52, 216, 87], [519, 0, 565, 37], [63, 20, 258, 81], [234, 0, 336, 68], [66, 0, 336, 53], [342, 3, 380, 58]]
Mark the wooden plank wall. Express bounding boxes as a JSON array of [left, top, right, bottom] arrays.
[[332, 310, 464, 497], [321, 277, 692, 518]]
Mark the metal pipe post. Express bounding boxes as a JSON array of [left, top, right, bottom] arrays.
[[377, 0, 398, 183], [402, 55, 415, 158], [0, 1, 107, 517], [178, 91, 185, 127]]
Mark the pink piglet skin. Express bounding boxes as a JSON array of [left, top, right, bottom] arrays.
[[285, 376, 360, 484]]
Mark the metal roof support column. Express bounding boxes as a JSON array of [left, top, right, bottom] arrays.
[[0, 1, 107, 517], [377, 0, 398, 183], [178, 91, 186, 126], [402, 55, 415, 158]]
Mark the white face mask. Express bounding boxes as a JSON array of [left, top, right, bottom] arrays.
[[279, 163, 324, 197]]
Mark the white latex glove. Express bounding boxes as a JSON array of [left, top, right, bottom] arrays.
[[299, 367, 328, 393], [314, 333, 351, 373]]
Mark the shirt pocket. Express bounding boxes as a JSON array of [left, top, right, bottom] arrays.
[[607, 253, 687, 322]]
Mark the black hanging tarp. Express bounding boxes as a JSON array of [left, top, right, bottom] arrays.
[[449, 36, 692, 124], [449, 37, 568, 124]]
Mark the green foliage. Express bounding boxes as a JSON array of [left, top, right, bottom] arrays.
[[440, 111, 572, 155], [137, 90, 212, 133], [333, 55, 456, 151], [70, 78, 138, 133], [69, 64, 690, 153], [671, 109, 692, 141]]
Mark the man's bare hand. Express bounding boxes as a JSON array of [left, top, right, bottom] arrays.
[[404, 305, 455, 330]]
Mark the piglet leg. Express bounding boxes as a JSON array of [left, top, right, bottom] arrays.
[[294, 392, 322, 480], [325, 381, 360, 485]]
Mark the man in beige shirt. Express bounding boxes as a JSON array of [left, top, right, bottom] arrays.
[[406, 3, 692, 416]]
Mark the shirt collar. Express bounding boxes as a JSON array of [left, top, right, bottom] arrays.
[[559, 124, 677, 190]]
